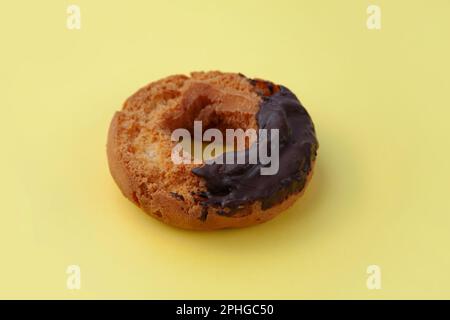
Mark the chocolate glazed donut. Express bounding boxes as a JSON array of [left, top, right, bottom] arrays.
[[107, 71, 318, 230], [192, 78, 319, 218]]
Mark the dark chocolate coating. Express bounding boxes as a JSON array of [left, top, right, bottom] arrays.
[[192, 81, 318, 214]]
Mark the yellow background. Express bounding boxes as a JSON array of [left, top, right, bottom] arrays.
[[1, 0, 449, 299]]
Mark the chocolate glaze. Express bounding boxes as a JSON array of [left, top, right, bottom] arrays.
[[192, 80, 318, 215]]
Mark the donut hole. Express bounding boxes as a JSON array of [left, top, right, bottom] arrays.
[[163, 95, 257, 134], [161, 82, 260, 162]]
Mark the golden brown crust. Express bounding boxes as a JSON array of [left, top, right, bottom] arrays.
[[107, 112, 135, 204], [106, 71, 315, 230]]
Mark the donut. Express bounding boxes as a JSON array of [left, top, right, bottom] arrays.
[[107, 71, 318, 230]]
